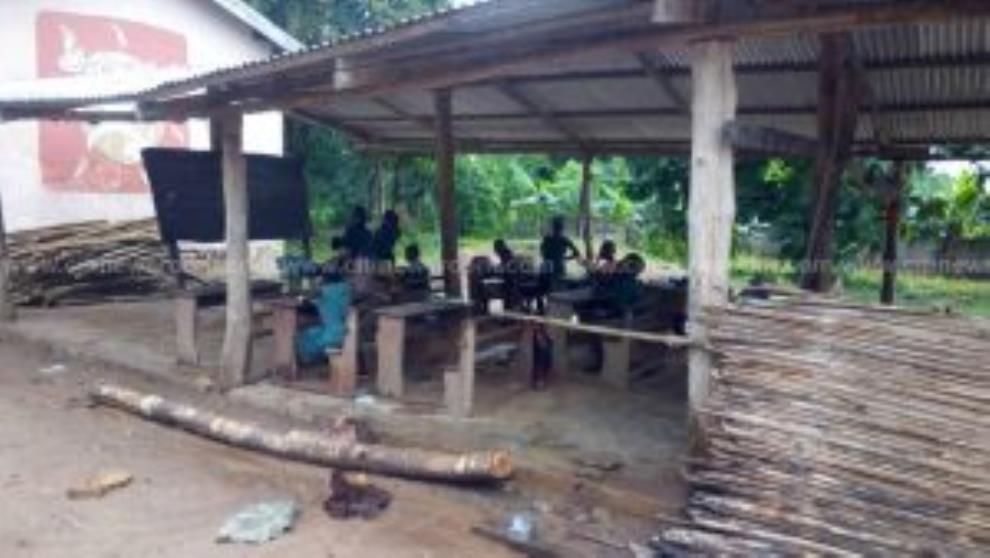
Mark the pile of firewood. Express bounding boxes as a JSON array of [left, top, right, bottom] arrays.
[[7, 219, 179, 306], [657, 299, 990, 556]]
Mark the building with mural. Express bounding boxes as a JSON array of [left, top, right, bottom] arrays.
[[0, 0, 301, 231]]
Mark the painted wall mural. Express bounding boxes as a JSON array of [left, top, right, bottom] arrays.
[[36, 11, 189, 193]]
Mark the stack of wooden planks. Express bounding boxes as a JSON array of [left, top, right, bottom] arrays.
[[657, 298, 990, 556], [7, 219, 179, 306]]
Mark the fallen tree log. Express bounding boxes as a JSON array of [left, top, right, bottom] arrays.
[[90, 384, 513, 484]]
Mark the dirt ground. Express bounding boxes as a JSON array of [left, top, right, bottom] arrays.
[[0, 338, 664, 557], [0, 341, 521, 558]]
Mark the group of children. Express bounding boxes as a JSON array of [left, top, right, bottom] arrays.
[[294, 208, 647, 389], [330, 206, 430, 295], [471, 215, 647, 318]]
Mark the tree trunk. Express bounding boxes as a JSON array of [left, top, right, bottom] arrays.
[[219, 112, 252, 388], [802, 33, 861, 292], [880, 162, 905, 305], [687, 39, 737, 450], [0, 189, 15, 321], [579, 154, 594, 260], [434, 89, 460, 297], [91, 384, 513, 484]]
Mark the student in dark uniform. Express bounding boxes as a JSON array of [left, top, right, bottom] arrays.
[[579, 252, 647, 371], [371, 210, 402, 264], [539, 216, 581, 290], [398, 244, 430, 294], [341, 206, 373, 262]]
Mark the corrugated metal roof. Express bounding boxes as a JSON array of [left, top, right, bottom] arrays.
[[4, 0, 990, 154], [205, 0, 303, 52]]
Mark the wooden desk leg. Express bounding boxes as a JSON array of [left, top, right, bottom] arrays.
[[514, 322, 534, 380], [547, 299, 572, 377], [602, 312, 633, 389], [271, 305, 299, 381], [445, 316, 476, 418], [175, 297, 200, 366], [602, 338, 632, 388], [376, 316, 405, 398], [329, 309, 359, 397]]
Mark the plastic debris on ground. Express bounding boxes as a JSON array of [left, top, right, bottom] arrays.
[[38, 363, 68, 376], [323, 470, 391, 520], [216, 499, 299, 544], [66, 469, 133, 500]]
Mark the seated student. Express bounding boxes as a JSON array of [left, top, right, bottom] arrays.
[[540, 215, 581, 290], [605, 253, 646, 312], [398, 244, 430, 294], [587, 239, 618, 287], [296, 267, 352, 366], [341, 206, 373, 264], [578, 253, 647, 325], [578, 253, 647, 371], [493, 238, 516, 268], [595, 240, 617, 272], [492, 238, 520, 310], [467, 255, 495, 313], [371, 210, 402, 266]]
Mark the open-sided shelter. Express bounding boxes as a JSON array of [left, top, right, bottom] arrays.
[[2, 0, 990, 433]]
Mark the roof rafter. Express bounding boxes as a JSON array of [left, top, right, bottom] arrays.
[[494, 81, 590, 150], [636, 52, 689, 111]]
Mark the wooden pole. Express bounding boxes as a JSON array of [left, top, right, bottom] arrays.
[[579, 154, 594, 260], [434, 88, 460, 297], [687, 40, 737, 448], [218, 111, 252, 388], [0, 189, 15, 321], [802, 33, 860, 292], [371, 156, 386, 219], [880, 162, 905, 305]]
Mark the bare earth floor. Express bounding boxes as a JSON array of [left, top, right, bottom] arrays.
[[0, 342, 515, 558], [0, 302, 687, 556]]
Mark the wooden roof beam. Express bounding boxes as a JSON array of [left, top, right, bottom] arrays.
[[723, 121, 817, 157], [288, 108, 378, 144], [636, 52, 689, 112], [494, 81, 590, 150], [372, 97, 435, 134]]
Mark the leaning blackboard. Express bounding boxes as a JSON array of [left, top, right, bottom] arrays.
[[142, 148, 310, 243]]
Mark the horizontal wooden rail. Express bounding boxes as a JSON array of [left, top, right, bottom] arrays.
[[496, 310, 697, 348]]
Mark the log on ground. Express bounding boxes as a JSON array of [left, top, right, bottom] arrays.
[[90, 383, 513, 484]]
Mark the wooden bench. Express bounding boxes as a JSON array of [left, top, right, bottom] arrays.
[[268, 298, 360, 397], [173, 281, 282, 366], [545, 287, 594, 377], [374, 299, 475, 417]]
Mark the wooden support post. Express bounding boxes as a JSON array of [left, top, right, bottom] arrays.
[[601, 313, 633, 389], [802, 33, 861, 292], [376, 316, 405, 398], [372, 157, 386, 219], [445, 315, 476, 418], [514, 322, 535, 379], [218, 111, 252, 388], [579, 154, 594, 260], [547, 297, 574, 377], [880, 162, 906, 305], [0, 189, 15, 321], [270, 299, 298, 380], [174, 295, 200, 365], [434, 89, 460, 297], [329, 309, 359, 397], [687, 40, 737, 448]]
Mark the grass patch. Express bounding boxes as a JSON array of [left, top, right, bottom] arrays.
[[729, 254, 990, 318]]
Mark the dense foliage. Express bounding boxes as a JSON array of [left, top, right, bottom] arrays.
[[247, 0, 990, 269]]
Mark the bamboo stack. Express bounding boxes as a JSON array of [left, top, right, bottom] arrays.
[[657, 298, 990, 556], [7, 219, 179, 306]]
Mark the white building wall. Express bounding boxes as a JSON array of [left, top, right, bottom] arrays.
[[0, 0, 285, 231]]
